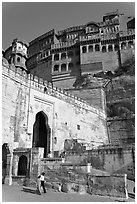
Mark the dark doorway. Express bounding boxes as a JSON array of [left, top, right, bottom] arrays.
[[2, 143, 10, 184], [18, 155, 27, 176], [32, 111, 51, 158]]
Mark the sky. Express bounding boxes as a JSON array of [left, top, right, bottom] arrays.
[[2, 1, 135, 50]]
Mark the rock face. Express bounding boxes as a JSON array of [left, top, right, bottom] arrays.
[[92, 56, 135, 146], [106, 75, 135, 146]]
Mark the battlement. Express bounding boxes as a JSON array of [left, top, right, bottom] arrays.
[[2, 59, 106, 119]]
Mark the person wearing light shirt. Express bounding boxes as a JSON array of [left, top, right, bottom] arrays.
[[40, 172, 47, 193]]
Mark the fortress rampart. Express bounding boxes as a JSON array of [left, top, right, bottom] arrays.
[[2, 58, 106, 119]]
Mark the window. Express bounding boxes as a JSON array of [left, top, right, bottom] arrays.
[[54, 137, 57, 144], [17, 57, 21, 62], [68, 62, 73, 70], [128, 41, 134, 48], [82, 46, 87, 53], [68, 51, 74, 58], [95, 44, 100, 51], [108, 44, 113, 52], [88, 45, 93, 52], [77, 125, 80, 130], [53, 65, 59, 72], [61, 64, 66, 72], [46, 51, 49, 56], [114, 44, 119, 51], [43, 53, 45, 58], [121, 42, 126, 50], [102, 45, 107, 53], [61, 52, 66, 60], [54, 54, 59, 61]]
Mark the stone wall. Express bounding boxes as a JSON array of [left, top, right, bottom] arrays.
[[66, 88, 106, 111], [40, 160, 128, 198], [65, 146, 135, 180], [2, 59, 108, 155]]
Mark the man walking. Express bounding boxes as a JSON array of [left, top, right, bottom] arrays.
[[40, 172, 47, 193]]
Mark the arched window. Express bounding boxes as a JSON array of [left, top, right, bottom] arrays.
[[68, 62, 73, 70], [95, 44, 100, 51], [121, 42, 126, 50], [108, 44, 113, 52], [61, 64, 66, 72], [102, 45, 107, 53], [82, 46, 87, 53], [114, 44, 119, 51], [61, 52, 66, 60], [43, 52, 45, 58], [88, 45, 93, 52], [54, 54, 59, 61], [17, 57, 21, 62], [68, 51, 74, 58], [53, 64, 59, 72], [128, 41, 134, 48]]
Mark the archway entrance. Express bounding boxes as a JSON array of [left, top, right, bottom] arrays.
[[18, 155, 27, 175], [32, 111, 51, 158]]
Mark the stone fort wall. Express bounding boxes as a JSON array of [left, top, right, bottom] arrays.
[[2, 58, 108, 157]]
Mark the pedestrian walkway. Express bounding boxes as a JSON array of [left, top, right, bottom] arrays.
[[2, 184, 135, 202]]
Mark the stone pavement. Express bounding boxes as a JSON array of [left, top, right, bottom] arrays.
[[2, 184, 135, 202]]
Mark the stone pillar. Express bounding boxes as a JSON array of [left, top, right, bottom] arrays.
[[30, 147, 44, 179], [59, 64, 61, 72], [106, 44, 109, 52], [12, 154, 19, 176], [87, 163, 91, 173], [112, 44, 115, 52], [93, 44, 95, 52], [5, 145, 13, 185]]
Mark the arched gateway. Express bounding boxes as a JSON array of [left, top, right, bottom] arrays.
[[32, 111, 51, 158]]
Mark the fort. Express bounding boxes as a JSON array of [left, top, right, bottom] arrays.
[[2, 10, 135, 189]]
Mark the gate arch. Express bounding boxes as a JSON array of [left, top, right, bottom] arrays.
[[32, 111, 51, 158], [18, 155, 27, 176]]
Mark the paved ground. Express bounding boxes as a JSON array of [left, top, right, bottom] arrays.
[[2, 184, 135, 202]]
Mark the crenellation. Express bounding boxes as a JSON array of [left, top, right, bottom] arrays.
[[39, 77, 44, 85], [33, 75, 39, 83]]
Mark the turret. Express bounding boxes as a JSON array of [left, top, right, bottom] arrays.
[[4, 38, 29, 71]]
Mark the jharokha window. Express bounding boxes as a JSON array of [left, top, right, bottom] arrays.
[[53, 64, 59, 72], [88, 45, 93, 52], [54, 54, 59, 61], [108, 44, 113, 52], [61, 52, 66, 60], [102, 45, 107, 53], [95, 44, 100, 51], [61, 64, 67, 72]]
